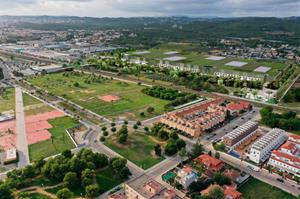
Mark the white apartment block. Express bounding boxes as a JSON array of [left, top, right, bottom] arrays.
[[248, 128, 288, 164], [268, 134, 300, 177]]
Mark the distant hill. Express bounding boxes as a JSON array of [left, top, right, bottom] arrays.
[[1, 16, 299, 47]]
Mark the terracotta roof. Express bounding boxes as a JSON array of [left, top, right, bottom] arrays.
[[175, 98, 224, 117], [289, 134, 300, 143], [165, 189, 176, 198], [226, 101, 250, 111], [182, 166, 193, 174], [223, 169, 240, 182], [272, 150, 300, 165], [280, 141, 297, 153], [194, 154, 224, 167], [108, 193, 125, 199], [146, 180, 163, 193], [224, 186, 242, 199]]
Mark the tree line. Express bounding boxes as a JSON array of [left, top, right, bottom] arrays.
[[0, 149, 131, 199], [260, 107, 300, 131]]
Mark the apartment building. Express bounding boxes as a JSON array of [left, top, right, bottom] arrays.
[[125, 175, 179, 199], [160, 98, 227, 137], [248, 128, 288, 164], [222, 121, 258, 147], [268, 134, 300, 177]]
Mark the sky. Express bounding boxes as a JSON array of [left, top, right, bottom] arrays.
[[0, 0, 299, 18]]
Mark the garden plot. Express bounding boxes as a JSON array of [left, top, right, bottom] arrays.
[[163, 56, 187, 62], [133, 51, 150, 55], [254, 66, 271, 73], [206, 56, 226, 61], [225, 61, 248, 67], [164, 51, 179, 55]]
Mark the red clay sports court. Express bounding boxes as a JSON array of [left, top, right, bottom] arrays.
[[0, 110, 65, 150]]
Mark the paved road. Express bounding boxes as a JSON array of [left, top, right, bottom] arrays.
[[15, 87, 30, 168], [0, 62, 10, 81], [87, 131, 144, 177]]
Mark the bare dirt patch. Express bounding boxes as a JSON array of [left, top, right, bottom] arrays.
[[98, 95, 121, 103]]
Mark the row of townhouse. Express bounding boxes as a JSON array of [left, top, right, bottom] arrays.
[[222, 121, 259, 147], [268, 134, 300, 177], [248, 128, 288, 164], [160, 98, 251, 137]]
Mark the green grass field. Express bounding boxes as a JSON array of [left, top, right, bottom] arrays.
[[29, 116, 78, 162], [28, 73, 169, 120], [104, 132, 165, 169], [238, 177, 296, 199], [131, 43, 286, 77], [0, 87, 15, 113], [23, 93, 54, 116], [23, 93, 42, 106]]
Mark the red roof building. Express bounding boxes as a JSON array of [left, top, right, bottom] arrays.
[[268, 134, 300, 177], [224, 186, 242, 199], [223, 169, 241, 183], [108, 193, 126, 199], [226, 101, 251, 116], [194, 154, 224, 172], [160, 99, 227, 137]]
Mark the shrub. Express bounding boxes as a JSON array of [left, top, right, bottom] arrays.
[[103, 131, 109, 136], [133, 124, 138, 129], [146, 106, 155, 113], [56, 188, 73, 199], [85, 184, 100, 198]]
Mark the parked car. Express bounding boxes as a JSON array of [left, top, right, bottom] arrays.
[[276, 178, 284, 183]]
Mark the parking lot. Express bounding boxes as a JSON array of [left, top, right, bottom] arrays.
[[200, 107, 260, 145]]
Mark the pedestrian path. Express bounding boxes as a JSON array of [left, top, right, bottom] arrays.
[[15, 87, 29, 167]]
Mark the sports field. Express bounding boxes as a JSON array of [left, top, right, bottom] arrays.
[[29, 116, 78, 162], [104, 132, 165, 169], [0, 87, 15, 113], [238, 177, 296, 199], [28, 72, 169, 120], [131, 43, 286, 77]]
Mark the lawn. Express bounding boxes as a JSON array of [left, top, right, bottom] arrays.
[[28, 72, 169, 120], [29, 116, 78, 162], [238, 177, 296, 199], [45, 167, 123, 196], [23, 93, 43, 107], [104, 132, 165, 169], [0, 87, 15, 113], [23, 93, 54, 116]]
